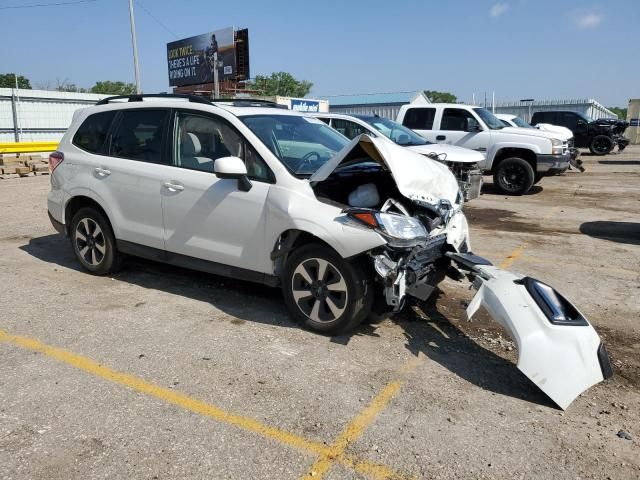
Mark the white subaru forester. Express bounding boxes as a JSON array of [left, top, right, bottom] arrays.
[[48, 94, 610, 409]]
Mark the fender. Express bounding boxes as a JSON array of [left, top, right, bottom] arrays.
[[485, 142, 543, 171], [63, 186, 121, 238], [449, 253, 612, 410]]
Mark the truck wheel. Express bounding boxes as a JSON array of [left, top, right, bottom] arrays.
[[282, 244, 372, 335], [589, 135, 614, 155], [533, 174, 543, 185], [493, 157, 535, 195]]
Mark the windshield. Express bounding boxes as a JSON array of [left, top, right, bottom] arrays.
[[575, 112, 593, 123], [473, 108, 505, 130], [361, 116, 429, 146], [240, 114, 349, 175], [512, 116, 534, 128]]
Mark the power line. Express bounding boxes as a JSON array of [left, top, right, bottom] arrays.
[[0, 0, 99, 9], [135, 0, 178, 38]]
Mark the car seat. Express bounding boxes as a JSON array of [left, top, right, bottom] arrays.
[[179, 132, 214, 171]]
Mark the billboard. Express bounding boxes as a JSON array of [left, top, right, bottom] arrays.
[[167, 27, 235, 87], [290, 99, 321, 113]]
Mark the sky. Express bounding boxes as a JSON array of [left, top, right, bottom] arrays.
[[1, 0, 639, 107]]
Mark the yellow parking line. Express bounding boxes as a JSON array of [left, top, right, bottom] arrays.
[[301, 356, 421, 480], [0, 328, 409, 479], [499, 243, 527, 269]]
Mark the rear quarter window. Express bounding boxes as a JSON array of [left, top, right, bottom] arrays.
[[72, 111, 117, 154]]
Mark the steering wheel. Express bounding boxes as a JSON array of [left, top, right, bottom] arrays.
[[302, 151, 321, 163]]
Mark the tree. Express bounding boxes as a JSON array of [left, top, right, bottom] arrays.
[[90, 80, 136, 95], [0, 73, 32, 89], [423, 90, 457, 103], [250, 72, 313, 98], [608, 106, 628, 120]]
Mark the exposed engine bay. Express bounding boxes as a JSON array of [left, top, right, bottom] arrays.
[[312, 153, 465, 312]]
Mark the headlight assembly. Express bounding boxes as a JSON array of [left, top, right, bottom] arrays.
[[345, 208, 427, 248], [550, 138, 564, 155]]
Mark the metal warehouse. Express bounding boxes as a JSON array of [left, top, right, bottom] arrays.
[[320, 91, 431, 120], [492, 98, 617, 122]]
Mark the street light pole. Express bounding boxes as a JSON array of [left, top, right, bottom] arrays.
[[128, 0, 142, 94]]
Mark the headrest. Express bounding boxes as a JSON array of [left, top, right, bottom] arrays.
[[181, 132, 201, 156]]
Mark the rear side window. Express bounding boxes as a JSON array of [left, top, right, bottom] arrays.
[[110, 109, 169, 163], [402, 108, 435, 130], [72, 111, 117, 154]]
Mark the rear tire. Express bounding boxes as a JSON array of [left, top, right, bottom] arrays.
[[70, 207, 121, 275], [282, 244, 372, 335], [493, 157, 535, 195], [589, 135, 614, 155]]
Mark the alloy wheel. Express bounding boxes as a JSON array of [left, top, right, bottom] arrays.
[[291, 258, 348, 323], [74, 218, 106, 266]]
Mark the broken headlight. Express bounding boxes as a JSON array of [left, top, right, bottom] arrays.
[[345, 209, 427, 248]]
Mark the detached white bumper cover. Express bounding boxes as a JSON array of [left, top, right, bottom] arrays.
[[464, 263, 612, 410]]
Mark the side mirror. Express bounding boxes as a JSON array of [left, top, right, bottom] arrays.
[[465, 118, 481, 132], [214, 156, 252, 192]]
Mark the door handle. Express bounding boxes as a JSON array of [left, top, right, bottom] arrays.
[[436, 135, 446, 141], [94, 167, 111, 177], [163, 181, 184, 192]]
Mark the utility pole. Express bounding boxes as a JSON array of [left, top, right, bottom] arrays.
[[213, 52, 220, 99], [128, 0, 142, 94]]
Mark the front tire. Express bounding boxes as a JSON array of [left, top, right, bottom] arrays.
[[589, 135, 614, 155], [282, 244, 372, 334], [70, 207, 121, 275], [493, 157, 535, 195]]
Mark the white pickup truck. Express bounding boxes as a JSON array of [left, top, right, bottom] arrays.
[[397, 103, 571, 195]]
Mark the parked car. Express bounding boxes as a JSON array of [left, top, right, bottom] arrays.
[[496, 114, 582, 171], [396, 104, 571, 195], [311, 112, 484, 201], [531, 111, 629, 155], [47, 94, 611, 409]]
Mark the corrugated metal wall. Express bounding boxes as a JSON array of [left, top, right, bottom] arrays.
[[328, 104, 404, 120], [0, 88, 107, 142], [492, 98, 617, 122]]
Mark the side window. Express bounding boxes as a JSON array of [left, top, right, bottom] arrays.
[[317, 117, 331, 125], [402, 108, 435, 130], [562, 112, 578, 129], [330, 119, 369, 139], [72, 111, 117, 154], [110, 109, 169, 163], [500, 119, 511, 127], [441, 108, 475, 131], [175, 112, 273, 182]]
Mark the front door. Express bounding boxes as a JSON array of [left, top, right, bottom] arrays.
[[161, 110, 273, 273], [437, 108, 491, 154]]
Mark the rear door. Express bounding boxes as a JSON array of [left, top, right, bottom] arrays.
[[69, 108, 170, 251], [400, 107, 437, 141], [161, 110, 273, 272]]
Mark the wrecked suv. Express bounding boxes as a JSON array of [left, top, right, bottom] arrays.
[[48, 94, 611, 409]]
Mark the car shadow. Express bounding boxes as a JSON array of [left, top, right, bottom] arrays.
[[481, 183, 544, 195], [598, 160, 640, 165], [21, 234, 553, 408], [580, 221, 640, 246]]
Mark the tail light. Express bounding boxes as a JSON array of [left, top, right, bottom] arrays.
[[49, 151, 64, 173]]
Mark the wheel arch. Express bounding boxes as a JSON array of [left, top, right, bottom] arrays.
[[64, 195, 116, 238], [491, 147, 537, 173]]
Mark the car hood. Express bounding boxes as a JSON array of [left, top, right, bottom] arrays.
[[406, 143, 485, 164], [534, 124, 573, 140], [309, 134, 460, 206], [500, 126, 563, 140]]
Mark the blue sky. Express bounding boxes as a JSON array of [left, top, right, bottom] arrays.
[[1, 0, 638, 106]]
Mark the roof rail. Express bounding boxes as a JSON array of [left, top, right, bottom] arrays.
[[212, 98, 288, 109], [95, 93, 212, 105]]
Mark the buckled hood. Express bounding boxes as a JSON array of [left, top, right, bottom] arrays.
[[309, 134, 461, 206]]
